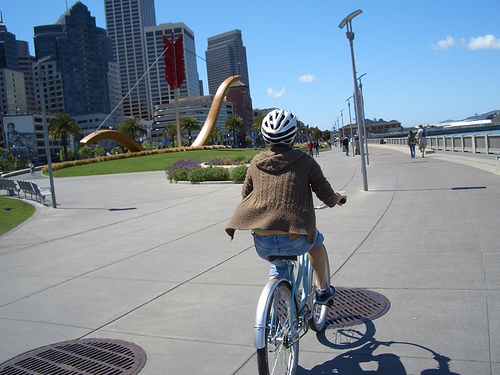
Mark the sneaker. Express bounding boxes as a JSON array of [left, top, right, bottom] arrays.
[[316, 285, 336, 305]]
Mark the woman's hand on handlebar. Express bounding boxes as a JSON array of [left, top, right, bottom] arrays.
[[337, 192, 347, 206]]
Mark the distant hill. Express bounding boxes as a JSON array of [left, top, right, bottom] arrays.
[[441, 110, 500, 123]]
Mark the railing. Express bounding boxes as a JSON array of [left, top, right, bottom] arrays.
[[370, 133, 500, 155]]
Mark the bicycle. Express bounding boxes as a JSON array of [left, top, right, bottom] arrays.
[[254, 245, 332, 375]]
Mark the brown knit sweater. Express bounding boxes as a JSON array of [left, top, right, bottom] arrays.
[[225, 145, 340, 243]]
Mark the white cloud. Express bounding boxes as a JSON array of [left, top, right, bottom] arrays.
[[433, 34, 500, 51], [432, 36, 456, 50], [298, 74, 316, 83], [267, 87, 286, 98], [468, 34, 500, 50]]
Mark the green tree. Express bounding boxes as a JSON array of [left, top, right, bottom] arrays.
[[297, 120, 308, 143], [322, 130, 331, 141], [0, 148, 15, 171], [252, 114, 265, 147], [59, 148, 74, 162], [180, 116, 201, 145], [312, 127, 322, 141], [78, 146, 93, 160], [252, 114, 264, 133], [210, 125, 221, 145], [225, 115, 244, 148], [94, 145, 106, 157], [48, 113, 81, 163], [118, 117, 147, 142], [164, 123, 177, 147], [111, 146, 123, 154]]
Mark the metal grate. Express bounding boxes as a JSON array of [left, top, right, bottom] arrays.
[[326, 287, 390, 329], [0, 338, 147, 375]]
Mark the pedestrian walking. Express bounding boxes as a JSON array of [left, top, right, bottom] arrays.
[[417, 125, 427, 157], [407, 130, 416, 158], [342, 137, 349, 156]]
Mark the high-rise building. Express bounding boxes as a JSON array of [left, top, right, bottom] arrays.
[[105, 0, 156, 120], [33, 2, 119, 119], [17, 41, 36, 112], [145, 22, 200, 110], [0, 21, 28, 117], [205, 30, 250, 96], [0, 21, 18, 70]]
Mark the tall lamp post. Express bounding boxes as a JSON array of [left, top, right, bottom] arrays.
[[346, 96, 355, 157], [339, 9, 368, 191], [33, 55, 57, 208], [357, 73, 369, 165]]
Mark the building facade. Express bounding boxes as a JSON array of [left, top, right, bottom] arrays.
[[105, 0, 156, 120], [144, 22, 200, 109], [33, 2, 119, 121], [16, 41, 36, 112], [205, 30, 250, 96], [0, 21, 18, 71], [152, 96, 235, 146]]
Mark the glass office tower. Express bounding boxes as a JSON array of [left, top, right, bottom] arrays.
[[105, 0, 156, 120], [34, 2, 115, 117], [145, 22, 200, 109], [205, 30, 250, 96]]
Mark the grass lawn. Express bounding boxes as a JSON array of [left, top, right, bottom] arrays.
[[0, 196, 36, 236], [52, 148, 263, 177]]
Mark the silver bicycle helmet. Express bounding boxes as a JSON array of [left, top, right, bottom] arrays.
[[261, 109, 298, 146]]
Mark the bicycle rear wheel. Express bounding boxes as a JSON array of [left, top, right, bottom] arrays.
[[257, 280, 299, 375], [309, 249, 331, 332]]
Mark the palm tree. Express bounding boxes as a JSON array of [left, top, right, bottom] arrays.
[[118, 117, 147, 142], [180, 116, 201, 145], [252, 114, 265, 147], [225, 115, 244, 148], [297, 120, 308, 143], [210, 125, 221, 145], [164, 123, 177, 147], [48, 113, 81, 162]]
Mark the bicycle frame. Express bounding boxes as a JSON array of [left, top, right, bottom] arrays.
[[254, 253, 314, 350]]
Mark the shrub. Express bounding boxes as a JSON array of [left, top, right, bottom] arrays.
[[94, 145, 106, 157], [229, 165, 248, 182], [79, 146, 93, 160], [187, 166, 230, 183], [166, 159, 201, 182]]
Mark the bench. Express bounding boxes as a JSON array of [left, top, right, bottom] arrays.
[[17, 180, 51, 205], [17, 180, 36, 200], [31, 182, 52, 206], [0, 178, 20, 196]]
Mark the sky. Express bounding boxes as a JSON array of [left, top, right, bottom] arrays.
[[1, 0, 499, 130]]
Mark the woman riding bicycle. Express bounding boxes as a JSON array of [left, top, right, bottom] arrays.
[[225, 109, 346, 305]]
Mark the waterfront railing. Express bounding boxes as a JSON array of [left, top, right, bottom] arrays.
[[370, 133, 500, 155]]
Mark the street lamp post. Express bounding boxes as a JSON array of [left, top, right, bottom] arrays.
[[346, 96, 354, 157], [33, 55, 57, 208], [340, 109, 344, 150], [357, 73, 369, 165], [339, 9, 368, 191]]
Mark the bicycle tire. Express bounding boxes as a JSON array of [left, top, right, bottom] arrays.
[[309, 249, 331, 332], [257, 280, 299, 375]]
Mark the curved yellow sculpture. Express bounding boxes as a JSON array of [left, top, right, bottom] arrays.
[[80, 130, 145, 153], [79, 75, 241, 152], [191, 75, 242, 148]]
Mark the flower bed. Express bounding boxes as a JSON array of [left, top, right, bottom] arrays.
[[166, 158, 249, 183]]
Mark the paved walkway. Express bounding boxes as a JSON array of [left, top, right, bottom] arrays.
[[0, 145, 499, 374]]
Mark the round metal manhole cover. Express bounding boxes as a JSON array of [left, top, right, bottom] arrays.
[[0, 338, 147, 374], [326, 287, 390, 329]]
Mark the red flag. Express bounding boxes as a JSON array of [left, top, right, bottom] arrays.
[[163, 33, 185, 89]]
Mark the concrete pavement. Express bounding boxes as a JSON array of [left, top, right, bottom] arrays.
[[0, 145, 499, 374]]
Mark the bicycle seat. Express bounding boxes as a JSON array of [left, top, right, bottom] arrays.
[[268, 255, 297, 262]]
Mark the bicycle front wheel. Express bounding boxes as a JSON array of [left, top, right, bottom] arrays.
[[309, 248, 331, 332], [257, 280, 299, 375]]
